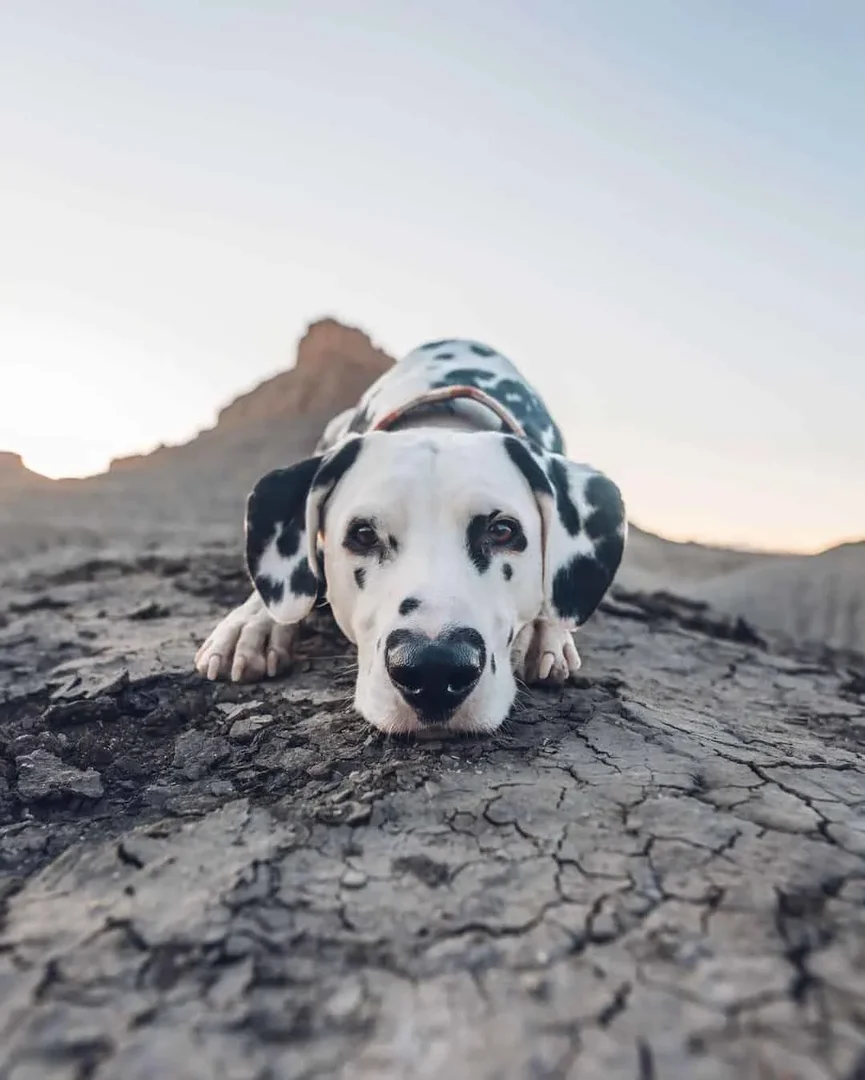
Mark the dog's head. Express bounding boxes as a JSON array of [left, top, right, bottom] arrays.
[[245, 430, 626, 734]]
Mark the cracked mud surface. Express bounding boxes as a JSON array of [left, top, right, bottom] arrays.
[[1, 546, 865, 1079]]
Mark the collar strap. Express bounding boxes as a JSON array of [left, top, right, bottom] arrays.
[[371, 385, 525, 437]]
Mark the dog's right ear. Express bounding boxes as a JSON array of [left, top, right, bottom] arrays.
[[245, 437, 363, 624]]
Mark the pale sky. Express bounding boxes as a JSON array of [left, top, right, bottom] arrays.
[[1, 1, 863, 553]]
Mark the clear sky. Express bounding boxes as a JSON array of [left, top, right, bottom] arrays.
[[1, 1, 862, 552]]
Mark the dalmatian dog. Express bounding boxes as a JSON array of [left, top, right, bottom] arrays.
[[195, 340, 627, 734]]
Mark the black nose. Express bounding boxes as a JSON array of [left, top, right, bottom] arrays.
[[385, 628, 485, 721]]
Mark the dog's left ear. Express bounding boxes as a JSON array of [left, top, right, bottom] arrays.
[[503, 436, 627, 629], [244, 437, 364, 624]]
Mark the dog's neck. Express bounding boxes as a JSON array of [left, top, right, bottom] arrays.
[[372, 386, 525, 438]]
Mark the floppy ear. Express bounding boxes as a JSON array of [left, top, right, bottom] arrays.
[[503, 436, 627, 629], [245, 437, 364, 624]]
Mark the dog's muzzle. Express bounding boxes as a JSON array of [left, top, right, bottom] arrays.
[[385, 627, 486, 723]]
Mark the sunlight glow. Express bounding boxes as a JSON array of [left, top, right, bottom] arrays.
[[0, 312, 210, 478]]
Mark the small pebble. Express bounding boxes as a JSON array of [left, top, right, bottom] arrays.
[[228, 714, 276, 743], [340, 869, 368, 889], [217, 701, 267, 722], [307, 761, 333, 779], [15, 750, 104, 802]]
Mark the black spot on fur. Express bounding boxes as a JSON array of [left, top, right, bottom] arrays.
[[290, 557, 318, 598], [388, 535, 399, 553], [399, 597, 421, 616], [547, 458, 581, 537], [584, 475, 625, 542], [276, 520, 303, 559], [432, 369, 564, 454], [313, 437, 362, 491], [254, 575, 284, 608], [552, 554, 610, 623], [503, 436, 552, 496], [466, 514, 492, 573], [245, 456, 322, 574], [491, 653, 497, 674], [433, 366, 492, 390], [421, 339, 452, 350], [354, 567, 366, 589], [595, 533, 626, 583], [470, 343, 496, 357], [502, 562, 513, 581], [434, 352, 455, 360]]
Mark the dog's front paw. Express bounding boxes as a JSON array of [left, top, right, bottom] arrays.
[[194, 594, 299, 683], [511, 619, 581, 686]]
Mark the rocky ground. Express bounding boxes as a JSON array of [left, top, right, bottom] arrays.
[[1, 544, 865, 1079]]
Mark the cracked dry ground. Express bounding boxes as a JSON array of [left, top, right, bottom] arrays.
[[1, 550, 865, 1079]]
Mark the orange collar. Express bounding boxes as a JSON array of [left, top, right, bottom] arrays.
[[371, 385, 525, 437]]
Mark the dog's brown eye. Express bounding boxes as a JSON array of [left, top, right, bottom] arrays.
[[487, 517, 519, 546], [345, 521, 379, 553]]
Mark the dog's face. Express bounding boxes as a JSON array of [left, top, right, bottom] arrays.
[[245, 430, 626, 734]]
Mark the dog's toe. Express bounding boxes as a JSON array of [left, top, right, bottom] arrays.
[[195, 624, 243, 681], [195, 601, 298, 684], [512, 619, 581, 687]]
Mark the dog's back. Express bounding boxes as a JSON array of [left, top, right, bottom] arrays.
[[316, 339, 565, 455]]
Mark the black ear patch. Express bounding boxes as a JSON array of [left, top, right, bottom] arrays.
[[501, 434, 626, 629], [552, 472, 626, 624], [312, 437, 362, 491], [584, 475, 624, 542], [547, 458, 581, 537], [291, 558, 318, 597], [503, 436, 553, 496], [246, 456, 322, 574], [245, 437, 365, 624], [552, 555, 610, 622]]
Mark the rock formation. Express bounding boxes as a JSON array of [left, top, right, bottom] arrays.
[[0, 451, 52, 490], [106, 316, 394, 478], [214, 316, 393, 430]]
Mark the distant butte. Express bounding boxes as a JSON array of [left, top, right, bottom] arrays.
[[108, 317, 394, 474], [0, 451, 52, 490]]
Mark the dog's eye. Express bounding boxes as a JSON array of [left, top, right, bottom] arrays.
[[345, 521, 379, 553], [487, 517, 520, 546]]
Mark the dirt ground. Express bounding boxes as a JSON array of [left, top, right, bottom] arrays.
[[1, 542, 865, 1079]]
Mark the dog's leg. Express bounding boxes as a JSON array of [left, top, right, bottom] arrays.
[[194, 591, 299, 683], [511, 618, 581, 686]]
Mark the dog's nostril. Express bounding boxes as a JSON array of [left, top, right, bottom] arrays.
[[445, 662, 481, 695], [385, 629, 485, 720]]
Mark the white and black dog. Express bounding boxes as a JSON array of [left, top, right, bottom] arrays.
[[195, 340, 627, 735]]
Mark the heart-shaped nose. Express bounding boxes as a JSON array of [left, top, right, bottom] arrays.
[[385, 628, 485, 722]]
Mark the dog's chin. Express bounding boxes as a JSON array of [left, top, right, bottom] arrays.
[[354, 685, 512, 737]]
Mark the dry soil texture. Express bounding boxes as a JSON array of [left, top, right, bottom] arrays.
[[1, 545, 865, 1079]]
